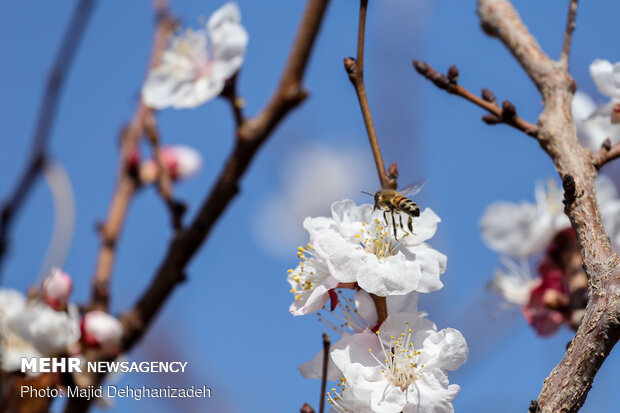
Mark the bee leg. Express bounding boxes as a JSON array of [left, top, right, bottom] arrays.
[[408, 215, 413, 233], [398, 213, 404, 232], [383, 210, 389, 227], [390, 210, 398, 239]]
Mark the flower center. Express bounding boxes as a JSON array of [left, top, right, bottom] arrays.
[[327, 378, 354, 413], [288, 243, 323, 301], [369, 323, 423, 392], [356, 219, 406, 259], [317, 290, 371, 335]]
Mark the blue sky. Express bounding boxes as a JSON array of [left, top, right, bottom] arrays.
[[1, 0, 620, 412]]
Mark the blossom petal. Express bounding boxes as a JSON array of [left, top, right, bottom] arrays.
[[298, 337, 343, 381], [590, 59, 620, 98], [418, 328, 468, 371], [403, 368, 459, 413], [208, 2, 249, 80], [480, 201, 556, 258]]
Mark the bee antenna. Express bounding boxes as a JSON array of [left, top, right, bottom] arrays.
[[361, 191, 374, 197]]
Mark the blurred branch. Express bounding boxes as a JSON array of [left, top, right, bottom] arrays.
[[119, 0, 331, 352], [89, 1, 176, 311], [344, 0, 396, 190], [0, 0, 96, 277], [473, 1, 619, 412], [412, 61, 538, 137], [221, 73, 246, 127], [143, 113, 186, 233], [593, 138, 620, 170]]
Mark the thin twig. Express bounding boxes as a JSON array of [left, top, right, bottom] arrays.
[[89, 1, 176, 311], [593, 139, 620, 170], [119, 0, 331, 353], [344, 0, 391, 326], [344, 0, 395, 190], [319, 333, 331, 413], [412, 60, 538, 137], [221, 73, 246, 127], [0, 0, 96, 276], [559, 0, 579, 70], [143, 113, 186, 232]]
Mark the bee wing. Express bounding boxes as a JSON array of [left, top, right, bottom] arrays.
[[398, 179, 427, 197]]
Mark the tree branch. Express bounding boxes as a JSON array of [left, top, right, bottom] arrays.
[[344, 0, 396, 190], [593, 139, 620, 170], [89, 2, 176, 311], [0, 0, 96, 276], [412, 60, 539, 137], [475, 1, 620, 412], [319, 332, 330, 413], [143, 113, 186, 233], [559, 0, 579, 71], [119, 0, 331, 352]]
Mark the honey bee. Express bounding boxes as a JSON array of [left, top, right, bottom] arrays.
[[363, 181, 425, 239]]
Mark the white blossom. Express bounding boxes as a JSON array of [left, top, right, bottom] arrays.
[[298, 291, 420, 381], [481, 176, 620, 258], [141, 2, 248, 109], [490, 257, 536, 307], [9, 302, 80, 356], [81, 310, 123, 351], [287, 239, 339, 316], [572, 60, 620, 151], [330, 312, 467, 413], [306, 200, 446, 297], [1, 289, 80, 372]]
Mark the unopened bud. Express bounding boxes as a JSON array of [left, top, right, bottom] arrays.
[[140, 145, 203, 183], [482, 114, 501, 124], [447, 65, 459, 83], [343, 57, 357, 74], [42, 268, 73, 311], [501, 100, 516, 118], [481, 88, 496, 102], [412, 60, 429, 75], [81, 310, 123, 351]]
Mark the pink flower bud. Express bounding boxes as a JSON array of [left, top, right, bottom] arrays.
[[81, 310, 123, 351], [160, 145, 202, 180], [41, 268, 73, 310], [139, 145, 203, 184]]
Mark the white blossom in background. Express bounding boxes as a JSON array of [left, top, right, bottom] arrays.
[[1, 289, 80, 372], [330, 312, 467, 413], [42, 268, 73, 310], [0, 289, 40, 372], [141, 2, 248, 109], [9, 303, 80, 356], [255, 144, 373, 258], [490, 257, 536, 308], [81, 310, 123, 352], [480, 176, 620, 259], [140, 145, 203, 183], [572, 59, 620, 151]]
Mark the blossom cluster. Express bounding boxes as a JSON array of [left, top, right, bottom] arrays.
[[287, 199, 468, 412], [481, 82, 620, 335], [1, 269, 123, 374]]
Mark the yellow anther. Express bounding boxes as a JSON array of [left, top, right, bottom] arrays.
[[307, 243, 314, 250]]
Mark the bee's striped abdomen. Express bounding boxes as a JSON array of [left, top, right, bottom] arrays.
[[393, 196, 420, 217]]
